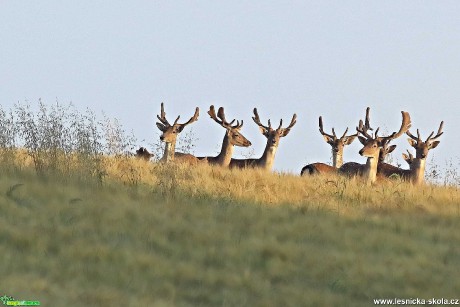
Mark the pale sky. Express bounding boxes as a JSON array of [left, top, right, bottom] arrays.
[[1, 1, 459, 173]]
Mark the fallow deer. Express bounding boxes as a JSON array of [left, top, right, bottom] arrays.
[[156, 102, 200, 164], [301, 116, 357, 175], [198, 105, 252, 167], [376, 142, 398, 175], [135, 147, 154, 161], [377, 121, 443, 184], [338, 107, 411, 184], [229, 108, 297, 171], [376, 149, 416, 182]]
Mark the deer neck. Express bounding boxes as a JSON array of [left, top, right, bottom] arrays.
[[215, 134, 234, 166], [259, 143, 277, 171], [162, 141, 176, 162], [364, 156, 378, 184], [332, 150, 343, 168], [411, 158, 426, 185]]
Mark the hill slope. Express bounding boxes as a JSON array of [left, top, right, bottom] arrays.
[[1, 159, 459, 306]]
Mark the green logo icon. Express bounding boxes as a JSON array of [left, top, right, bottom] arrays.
[[0, 296, 15, 306], [0, 295, 40, 306]]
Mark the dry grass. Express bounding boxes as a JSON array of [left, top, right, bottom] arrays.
[[106, 157, 460, 217], [1, 154, 460, 306]]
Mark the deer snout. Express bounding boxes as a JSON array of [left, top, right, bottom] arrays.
[[160, 135, 165, 141], [359, 148, 365, 156]]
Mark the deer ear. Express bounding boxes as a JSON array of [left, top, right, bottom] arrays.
[[430, 141, 440, 149], [322, 135, 334, 144], [279, 128, 291, 138], [176, 125, 186, 133], [407, 138, 417, 148], [156, 123, 166, 132], [343, 135, 357, 145], [259, 126, 269, 137], [402, 153, 411, 164], [358, 136, 367, 145], [387, 145, 397, 154]]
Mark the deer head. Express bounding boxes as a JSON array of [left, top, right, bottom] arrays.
[[378, 143, 397, 163], [156, 102, 199, 144], [402, 149, 415, 166], [406, 121, 443, 159], [318, 115, 357, 167], [319, 116, 357, 153], [357, 107, 411, 160], [207, 105, 251, 147], [135, 147, 154, 161], [252, 108, 297, 149]]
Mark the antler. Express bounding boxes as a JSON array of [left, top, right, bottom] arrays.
[[386, 111, 411, 140], [319, 116, 336, 140], [357, 120, 372, 139], [407, 120, 443, 144], [217, 107, 234, 126], [252, 108, 270, 131], [157, 102, 170, 126], [252, 108, 296, 135], [156, 102, 181, 127], [208, 105, 220, 123], [402, 149, 415, 165], [357, 107, 411, 144], [406, 128, 420, 142], [157, 102, 199, 130], [278, 113, 297, 133], [320, 116, 356, 142], [208, 105, 243, 129], [208, 105, 227, 127], [364, 107, 371, 133], [233, 119, 244, 129], [377, 111, 411, 144], [180, 107, 199, 127], [425, 121, 444, 142], [406, 149, 414, 160], [356, 107, 374, 139], [340, 128, 350, 139]]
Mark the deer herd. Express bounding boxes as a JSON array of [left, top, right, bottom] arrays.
[[136, 103, 444, 185]]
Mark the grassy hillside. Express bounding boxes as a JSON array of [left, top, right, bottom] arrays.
[[1, 156, 460, 306]]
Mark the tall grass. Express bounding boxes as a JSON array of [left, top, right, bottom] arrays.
[[0, 100, 138, 183]]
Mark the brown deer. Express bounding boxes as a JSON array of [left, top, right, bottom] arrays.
[[377, 121, 443, 184], [376, 142, 398, 174], [338, 107, 411, 184], [135, 147, 155, 161], [301, 116, 357, 175], [229, 108, 297, 171], [198, 105, 251, 166], [376, 149, 416, 182], [343, 114, 400, 177], [156, 102, 200, 164]]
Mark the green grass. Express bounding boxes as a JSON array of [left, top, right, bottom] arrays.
[[1, 159, 460, 306]]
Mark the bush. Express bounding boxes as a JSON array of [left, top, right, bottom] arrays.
[[1, 99, 137, 183]]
